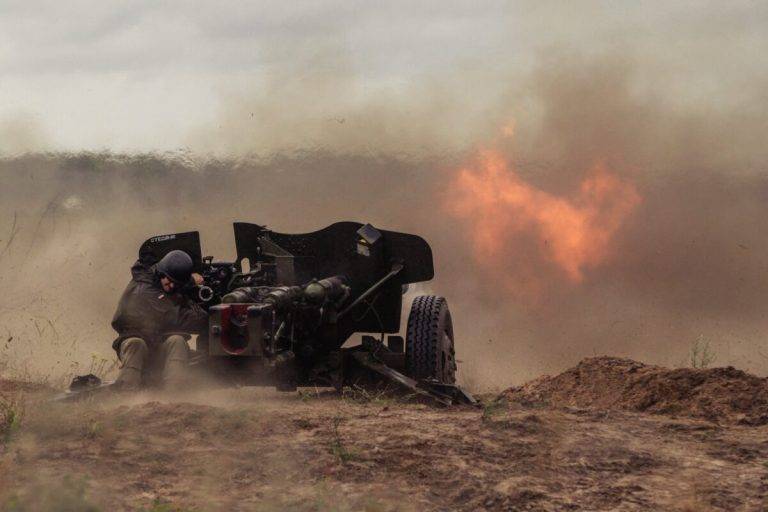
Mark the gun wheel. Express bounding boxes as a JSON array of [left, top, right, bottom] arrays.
[[405, 295, 456, 384]]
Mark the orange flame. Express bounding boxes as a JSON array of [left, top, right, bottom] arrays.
[[446, 149, 641, 293]]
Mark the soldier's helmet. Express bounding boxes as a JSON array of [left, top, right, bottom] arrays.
[[156, 250, 194, 285]]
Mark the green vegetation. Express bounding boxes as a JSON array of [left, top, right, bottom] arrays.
[[141, 499, 196, 512], [328, 416, 358, 464], [0, 392, 24, 443], [481, 396, 507, 423], [690, 335, 716, 368], [83, 419, 103, 440], [297, 388, 320, 402]]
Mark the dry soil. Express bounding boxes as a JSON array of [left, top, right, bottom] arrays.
[[1, 357, 767, 511]]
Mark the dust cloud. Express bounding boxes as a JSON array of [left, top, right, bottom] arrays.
[[2, 46, 768, 390], [0, 113, 50, 156]]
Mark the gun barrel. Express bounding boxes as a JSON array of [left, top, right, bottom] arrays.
[[222, 288, 256, 304]]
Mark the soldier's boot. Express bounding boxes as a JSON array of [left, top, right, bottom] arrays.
[[161, 335, 190, 389], [115, 337, 148, 390]]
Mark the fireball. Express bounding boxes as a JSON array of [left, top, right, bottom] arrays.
[[446, 148, 640, 295]]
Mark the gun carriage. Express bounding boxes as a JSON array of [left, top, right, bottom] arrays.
[[69, 222, 473, 405]]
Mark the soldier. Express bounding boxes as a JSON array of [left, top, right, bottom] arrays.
[[111, 250, 207, 389]]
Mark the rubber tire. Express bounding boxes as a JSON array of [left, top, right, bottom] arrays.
[[405, 295, 456, 384]]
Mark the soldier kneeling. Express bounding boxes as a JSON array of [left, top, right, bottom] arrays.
[[111, 250, 207, 390]]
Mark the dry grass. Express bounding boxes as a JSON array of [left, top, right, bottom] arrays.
[[690, 335, 716, 369], [340, 384, 402, 406], [328, 416, 359, 464], [0, 392, 24, 443]]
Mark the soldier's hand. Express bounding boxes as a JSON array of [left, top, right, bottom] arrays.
[[191, 273, 204, 286]]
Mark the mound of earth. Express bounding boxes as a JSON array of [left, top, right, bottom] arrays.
[[503, 356, 768, 425]]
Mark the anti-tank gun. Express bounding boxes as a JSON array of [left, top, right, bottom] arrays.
[[62, 222, 475, 405], [208, 275, 350, 361]]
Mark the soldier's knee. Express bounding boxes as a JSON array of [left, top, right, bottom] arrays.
[[164, 335, 188, 349], [118, 337, 148, 374], [164, 335, 189, 358], [121, 337, 148, 356]]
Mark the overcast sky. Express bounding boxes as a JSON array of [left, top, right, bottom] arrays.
[[1, 1, 766, 153]]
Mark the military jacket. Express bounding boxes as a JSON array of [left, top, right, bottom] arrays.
[[111, 260, 207, 352]]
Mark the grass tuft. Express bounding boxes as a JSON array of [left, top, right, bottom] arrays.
[[341, 384, 400, 406], [481, 396, 507, 423], [690, 335, 716, 369], [141, 499, 194, 512], [329, 416, 359, 464], [0, 392, 24, 443]]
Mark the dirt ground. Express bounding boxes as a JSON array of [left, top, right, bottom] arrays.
[[1, 359, 767, 511]]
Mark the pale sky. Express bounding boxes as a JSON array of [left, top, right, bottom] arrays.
[[0, 1, 765, 153]]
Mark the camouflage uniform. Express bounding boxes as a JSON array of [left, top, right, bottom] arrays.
[[111, 260, 207, 389]]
